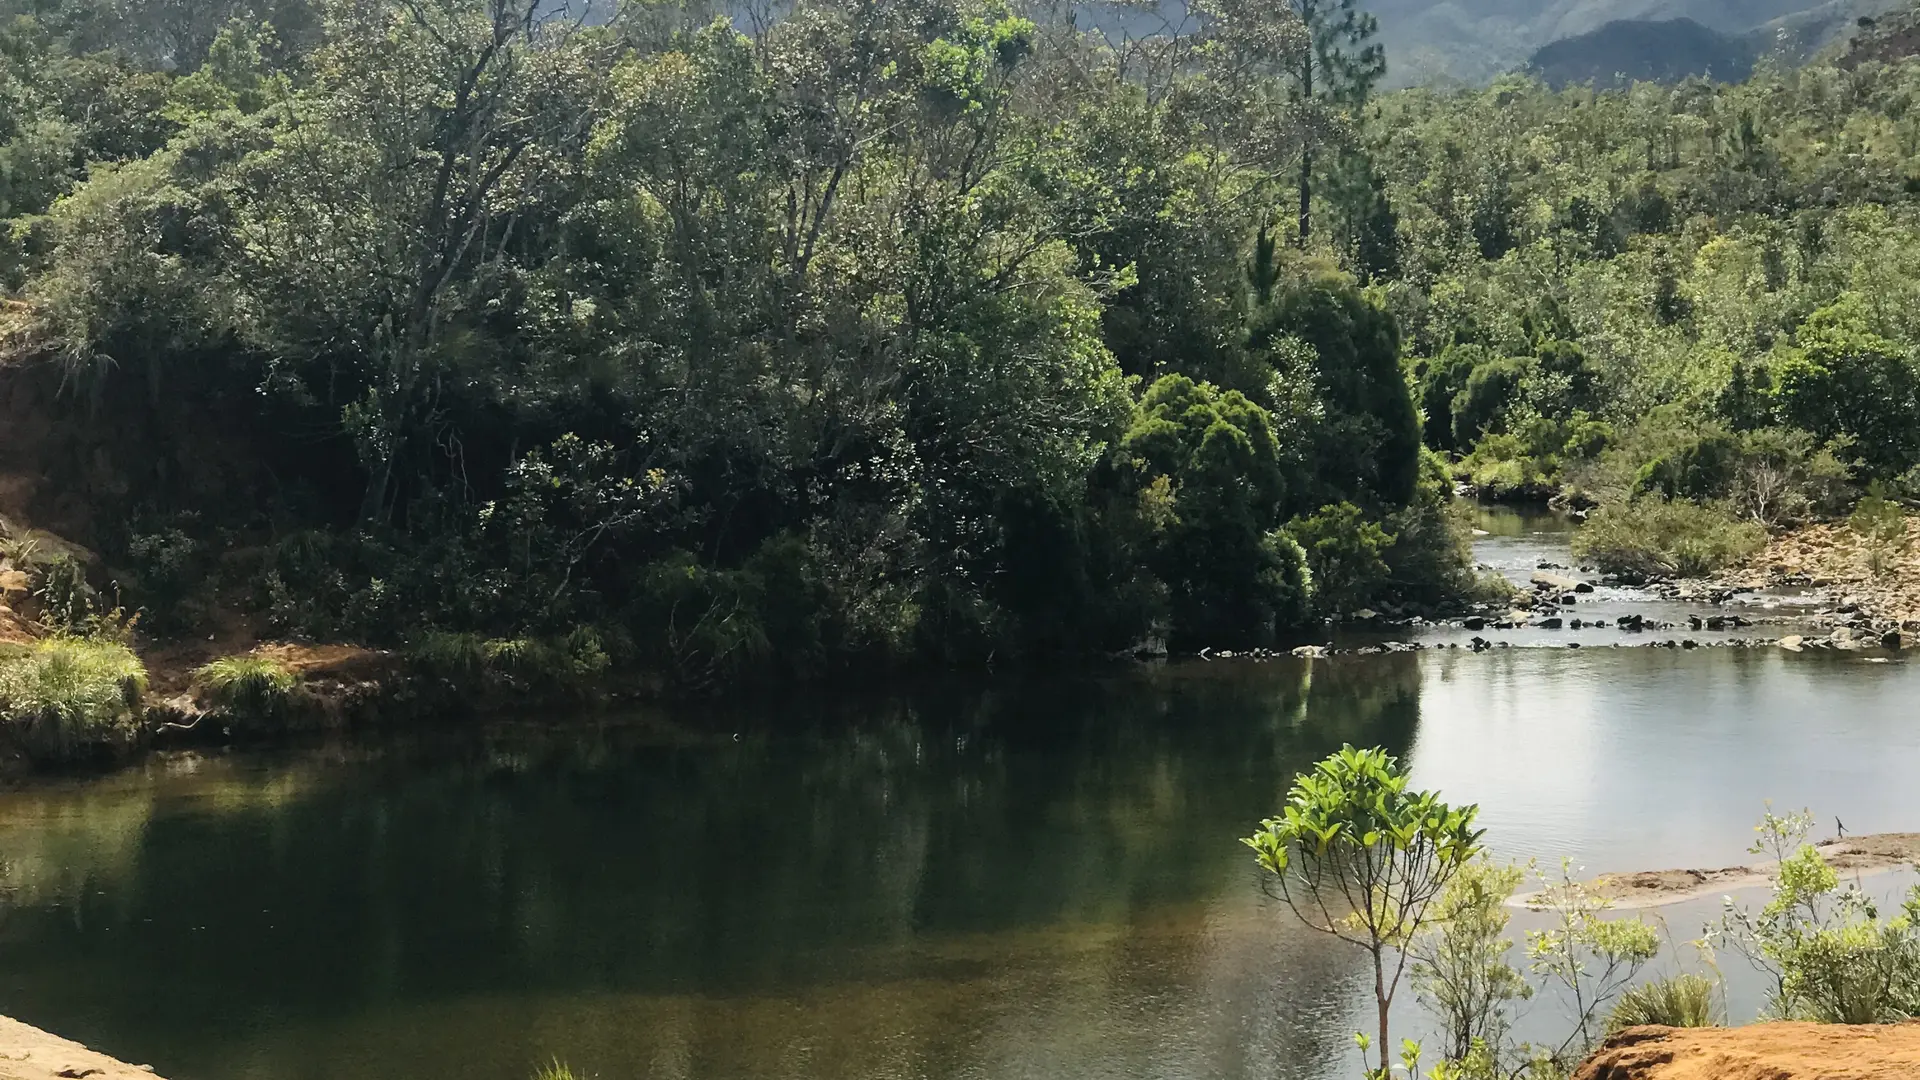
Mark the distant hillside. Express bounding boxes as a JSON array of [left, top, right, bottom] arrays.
[[1370, 0, 1908, 86], [1836, 1, 1920, 64], [1525, 17, 1756, 86]]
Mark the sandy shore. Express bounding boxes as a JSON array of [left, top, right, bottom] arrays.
[[1512, 833, 1920, 909], [0, 1014, 163, 1080]]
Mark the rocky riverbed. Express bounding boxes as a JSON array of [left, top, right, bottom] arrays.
[[1260, 510, 1919, 660], [1717, 518, 1920, 636]]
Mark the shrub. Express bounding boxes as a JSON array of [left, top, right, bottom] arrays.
[[1452, 355, 1529, 446], [1458, 433, 1557, 499], [1727, 428, 1852, 526], [1572, 499, 1765, 581], [1605, 974, 1721, 1033], [411, 630, 489, 682], [0, 638, 148, 762], [1418, 344, 1489, 451], [1455, 415, 1612, 502], [1770, 295, 1920, 480], [1633, 431, 1739, 502], [1849, 493, 1910, 576], [194, 655, 297, 717], [1717, 807, 1920, 1025], [32, 554, 99, 633], [1285, 502, 1396, 618], [411, 628, 612, 693], [1413, 859, 1532, 1063]]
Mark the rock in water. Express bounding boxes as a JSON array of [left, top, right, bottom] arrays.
[[1778, 635, 1804, 652], [1531, 570, 1593, 592]]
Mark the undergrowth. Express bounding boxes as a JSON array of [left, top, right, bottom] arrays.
[[1572, 499, 1765, 581], [0, 637, 148, 762]]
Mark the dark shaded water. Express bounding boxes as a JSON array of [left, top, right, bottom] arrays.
[[2, 516, 1918, 1080]]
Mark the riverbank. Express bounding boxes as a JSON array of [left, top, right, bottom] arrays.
[[1573, 1023, 1920, 1079], [1511, 832, 1920, 909], [0, 1013, 165, 1079], [1717, 517, 1920, 632]]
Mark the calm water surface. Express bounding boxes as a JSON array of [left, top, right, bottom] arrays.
[[1, 515, 1917, 1080]]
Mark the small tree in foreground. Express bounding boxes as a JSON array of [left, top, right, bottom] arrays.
[[1244, 745, 1484, 1079], [1526, 860, 1661, 1068], [1411, 859, 1531, 1066]]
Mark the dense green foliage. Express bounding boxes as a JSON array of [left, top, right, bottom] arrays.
[[0, 0, 1486, 683], [1376, 47, 1920, 527], [16, 0, 1920, 676]]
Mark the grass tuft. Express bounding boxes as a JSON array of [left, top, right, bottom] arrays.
[[194, 655, 298, 716], [0, 637, 148, 761], [1606, 973, 1722, 1033]]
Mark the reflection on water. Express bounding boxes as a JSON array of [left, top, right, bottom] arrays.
[[0, 661, 1416, 1080], [1, 645, 1919, 1080]]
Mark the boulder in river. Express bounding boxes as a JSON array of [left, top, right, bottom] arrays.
[[1532, 570, 1593, 592], [1778, 635, 1804, 652], [1462, 616, 1486, 630], [1538, 617, 1563, 629]]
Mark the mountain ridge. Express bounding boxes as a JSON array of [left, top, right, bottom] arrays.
[[1372, 0, 1905, 86]]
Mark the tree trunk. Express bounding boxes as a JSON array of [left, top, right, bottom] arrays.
[[1298, 146, 1313, 246], [1373, 946, 1390, 1078]]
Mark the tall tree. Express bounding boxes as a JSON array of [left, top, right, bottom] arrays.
[[1285, 0, 1382, 244]]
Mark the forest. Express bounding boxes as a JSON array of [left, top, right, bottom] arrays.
[[4, 0, 1920, 688]]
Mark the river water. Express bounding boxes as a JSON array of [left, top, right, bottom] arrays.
[[1, 510, 1917, 1080]]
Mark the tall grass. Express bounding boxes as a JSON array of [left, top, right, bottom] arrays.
[[194, 655, 298, 716], [0, 637, 148, 761], [1605, 974, 1722, 1033], [531, 1060, 580, 1080]]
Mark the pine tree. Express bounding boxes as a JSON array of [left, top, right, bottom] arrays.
[[1286, 0, 1385, 244]]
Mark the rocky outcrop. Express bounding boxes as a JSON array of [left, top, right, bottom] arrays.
[[1574, 1023, 1920, 1079], [1720, 517, 1920, 633]]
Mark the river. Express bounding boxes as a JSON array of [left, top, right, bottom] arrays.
[[0, 510, 1916, 1080]]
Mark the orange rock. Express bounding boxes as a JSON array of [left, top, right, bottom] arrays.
[[1574, 1023, 1920, 1080]]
